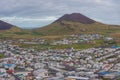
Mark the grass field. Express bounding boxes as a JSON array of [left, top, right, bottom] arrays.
[[17, 39, 110, 50], [0, 54, 4, 58]]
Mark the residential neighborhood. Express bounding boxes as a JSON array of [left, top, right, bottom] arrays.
[[0, 36, 120, 80], [0, 0, 120, 80], [51, 34, 103, 45]]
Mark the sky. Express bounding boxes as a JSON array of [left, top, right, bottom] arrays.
[[0, 0, 119, 29]]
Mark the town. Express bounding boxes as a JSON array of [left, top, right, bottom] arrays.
[[0, 0, 120, 79], [0, 34, 120, 80]]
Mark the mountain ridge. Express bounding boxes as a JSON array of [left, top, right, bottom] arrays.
[[0, 20, 14, 30], [54, 13, 95, 24], [0, 13, 120, 38], [34, 13, 120, 36]]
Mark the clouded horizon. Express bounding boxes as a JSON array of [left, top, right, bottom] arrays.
[[0, 0, 119, 28]]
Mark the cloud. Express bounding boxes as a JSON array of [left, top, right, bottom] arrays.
[[0, 0, 119, 28], [0, 16, 57, 22], [0, 16, 58, 29]]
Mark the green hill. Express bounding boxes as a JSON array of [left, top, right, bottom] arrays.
[[0, 13, 120, 39], [0, 20, 32, 38], [33, 13, 120, 36]]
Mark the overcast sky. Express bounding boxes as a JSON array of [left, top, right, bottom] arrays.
[[0, 0, 119, 28]]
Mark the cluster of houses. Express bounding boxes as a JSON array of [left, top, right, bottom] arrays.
[[18, 38, 47, 45], [0, 38, 120, 80], [51, 34, 103, 45], [11, 34, 113, 47]]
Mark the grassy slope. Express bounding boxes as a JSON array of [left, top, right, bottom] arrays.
[[0, 23, 118, 50], [0, 26, 37, 39], [34, 21, 120, 36], [0, 22, 120, 40]]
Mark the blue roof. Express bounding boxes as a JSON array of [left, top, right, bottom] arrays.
[[112, 45, 118, 49], [3, 64, 15, 67], [98, 71, 110, 75]]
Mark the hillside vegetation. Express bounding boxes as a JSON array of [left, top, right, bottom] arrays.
[[34, 21, 120, 36]]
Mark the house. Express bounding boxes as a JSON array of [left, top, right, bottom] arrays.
[[104, 37, 113, 42], [65, 76, 89, 80], [33, 69, 48, 79]]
